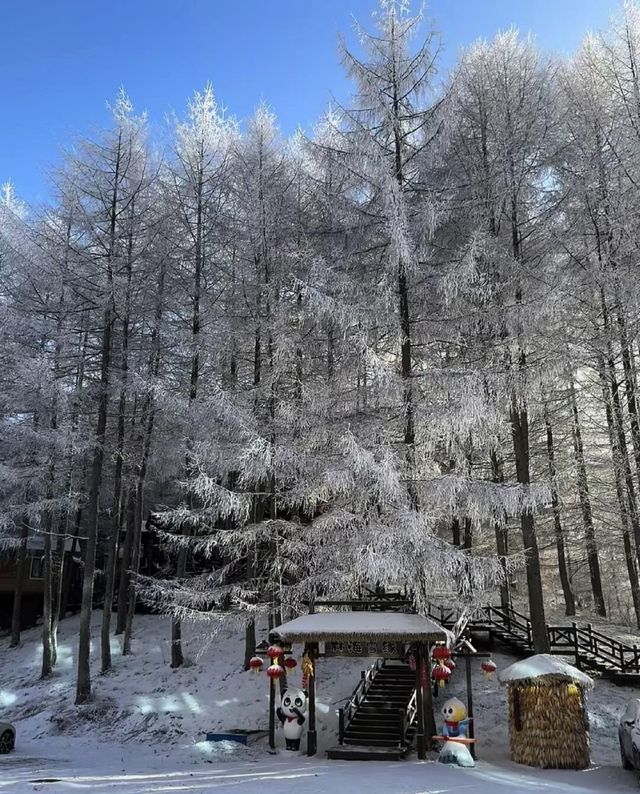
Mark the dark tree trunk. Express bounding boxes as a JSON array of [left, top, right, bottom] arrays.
[[41, 510, 54, 678], [75, 301, 113, 704], [123, 485, 144, 656], [490, 450, 510, 612], [597, 356, 640, 627], [510, 389, 549, 652], [243, 620, 256, 671], [569, 381, 606, 617], [115, 490, 135, 635], [543, 403, 576, 616], [101, 213, 135, 673], [10, 518, 30, 648], [75, 129, 122, 705], [451, 518, 461, 547]]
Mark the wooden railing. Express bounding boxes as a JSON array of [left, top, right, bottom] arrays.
[[338, 657, 383, 744], [427, 601, 640, 677]]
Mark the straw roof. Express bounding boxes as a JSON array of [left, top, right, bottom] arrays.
[[498, 654, 594, 688], [270, 611, 449, 644]]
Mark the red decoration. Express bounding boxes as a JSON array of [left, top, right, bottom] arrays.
[[432, 644, 452, 663], [444, 658, 456, 672], [432, 663, 451, 689], [407, 654, 416, 672], [249, 656, 264, 674], [284, 657, 297, 670], [267, 662, 284, 679], [481, 658, 497, 679], [420, 661, 428, 689], [267, 645, 283, 660]]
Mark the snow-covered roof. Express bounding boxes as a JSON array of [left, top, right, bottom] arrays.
[[498, 654, 594, 688], [271, 611, 449, 644]]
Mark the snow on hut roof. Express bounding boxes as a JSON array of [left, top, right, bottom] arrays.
[[498, 654, 594, 688], [270, 611, 450, 644]]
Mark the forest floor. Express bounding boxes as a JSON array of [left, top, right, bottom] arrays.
[[0, 611, 638, 792]]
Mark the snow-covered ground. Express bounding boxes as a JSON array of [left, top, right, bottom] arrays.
[[0, 611, 638, 792]]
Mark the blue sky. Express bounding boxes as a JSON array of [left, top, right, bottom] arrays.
[[1, 0, 622, 204]]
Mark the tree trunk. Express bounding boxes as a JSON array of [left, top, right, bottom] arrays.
[[75, 302, 113, 703], [490, 450, 510, 611], [75, 129, 121, 705], [510, 390, 549, 652], [41, 511, 54, 678], [123, 485, 144, 656], [101, 220, 134, 673], [10, 517, 30, 648], [543, 403, 576, 616], [243, 619, 256, 671], [569, 381, 606, 617], [597, 356, 640, 627]]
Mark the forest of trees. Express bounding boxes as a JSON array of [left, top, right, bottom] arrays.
[[3, 0, 640, 704]]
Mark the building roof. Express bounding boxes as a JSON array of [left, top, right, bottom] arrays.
[[498, 654, 594, 688], [270, 610, 450, 644]]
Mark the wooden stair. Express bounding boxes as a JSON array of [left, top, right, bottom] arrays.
[[426, 601, 640, 686], [328, 661, 416, 761]]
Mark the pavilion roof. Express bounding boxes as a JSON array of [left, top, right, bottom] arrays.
[[270, 610, 450, 644]]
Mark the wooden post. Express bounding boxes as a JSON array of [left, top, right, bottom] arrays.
[[306, 642, 317, 756], [422, 642, 437, 745], [465, 654, 476, 760], [415, 643, 426, 759], [268, 672, 276, 750]]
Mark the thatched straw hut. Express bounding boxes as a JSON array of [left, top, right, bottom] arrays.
[[498, 654, 594, 769]]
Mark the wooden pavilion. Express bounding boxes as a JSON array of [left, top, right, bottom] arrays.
[[270, 610, 450, 759]]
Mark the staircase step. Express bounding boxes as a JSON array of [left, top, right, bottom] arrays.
[[345, 729, 402, 742], [327, 745, 405, 761], [344, 737, 400, 748]]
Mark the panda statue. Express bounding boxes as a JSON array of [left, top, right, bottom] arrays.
[[276, 687, 308, 751]]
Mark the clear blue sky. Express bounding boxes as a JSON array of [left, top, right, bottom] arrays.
[[1, 0, 622, 205]]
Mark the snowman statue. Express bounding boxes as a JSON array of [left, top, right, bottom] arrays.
[[276, 687, 308, 751]]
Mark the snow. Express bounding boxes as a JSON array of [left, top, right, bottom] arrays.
[[272, 610, 449, 642], [0, 613, 638, 793], [498, 654, 594, 687]]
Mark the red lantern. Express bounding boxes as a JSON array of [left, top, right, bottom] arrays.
[[432, 644, 451, 663], [267, 662, 284, 679], [481, 658, 497, 679], [284, 657, 297, 670], [432, 663, 451, 689], [407, 653, 416, 672], [249, 656, 263, 674], [267, 645, 283, 660]]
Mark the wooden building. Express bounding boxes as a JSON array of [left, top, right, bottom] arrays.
[[0, 536, 80, 630]]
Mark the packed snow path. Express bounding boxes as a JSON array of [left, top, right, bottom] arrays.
[[0, 741, 638, 794]]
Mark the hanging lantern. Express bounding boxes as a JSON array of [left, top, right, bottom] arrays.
[[267, 662, 284, 679], [249, 656, 264, 674], [407, 653, 416, 672], [267, 645, 283, 660], [481, 658, 497, 679], [432, 644, 451, 664], [432, 663, 451, 689], [284, 657, 297, 670]]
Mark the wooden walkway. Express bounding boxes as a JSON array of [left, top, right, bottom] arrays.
[[426, 602, 640, 686]]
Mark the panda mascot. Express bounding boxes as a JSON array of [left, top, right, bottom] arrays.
[[276, 687, 308, 751]]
